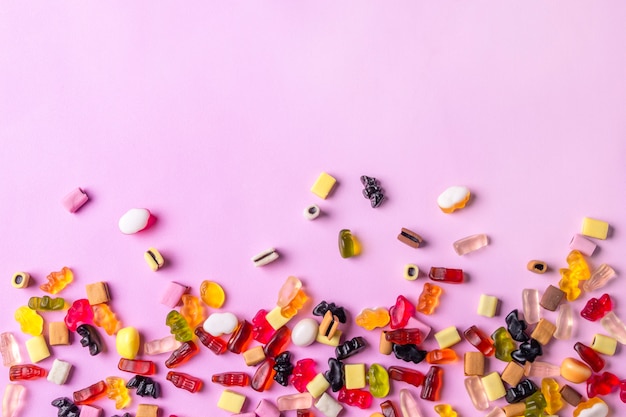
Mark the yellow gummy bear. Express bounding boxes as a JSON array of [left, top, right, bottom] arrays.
[[355, 308, 390, 331], [14, 306, 43, 336]]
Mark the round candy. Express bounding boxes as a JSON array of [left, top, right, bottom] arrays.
[[116, 327, 140, 359], [118, 208, 151, 234], [560, 357, 592, 383], [200, 281, 226, 309], [203, 312, 238, 336], [291, 318, 319, 347]]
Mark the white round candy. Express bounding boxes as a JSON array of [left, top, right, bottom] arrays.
[[118, 208, 151, 234], [291, 318, 319, 347], [203, 312, 238, 337]]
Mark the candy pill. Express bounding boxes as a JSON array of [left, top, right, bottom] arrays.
[[303, 204, 320, 220], [144, 248, 164, 271], [116, 327, 140, 359], [581, 217, 609, 240], [403, 264, 419, 280], [527, 260, 548, 274], [11, 272, 30, 289], [338, 229, 360, 258], [560, 357, 592, 383], [251, 248, 279, 267], [311, 172, 337, 199], [118, 208, 152, 234], [61, 187, 89, 213], [291, 318, 318, 347], [397, 228, 423, 248], [453, 234, 488, 255], [47, 359, 72, 385], [437, 185, 470, 213]]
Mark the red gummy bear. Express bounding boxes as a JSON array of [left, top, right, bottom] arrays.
[[291, 358, 316, 393], [64, 299, 94, 331], [389, 295, 415, 330], [251, 309, 276, 344], [580, 294, 612, 322], [337, 387, 373, 409], [587, 372, 619, 398]]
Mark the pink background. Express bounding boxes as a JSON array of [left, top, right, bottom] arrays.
[[1, 2, 626, 416]]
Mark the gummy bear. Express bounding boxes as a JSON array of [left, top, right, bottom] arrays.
[[165, 310, 193, 342], [180, 295, 205, 328], [92, 304, 122, 335], [291, 358, 316, 393], [355, 308, 390, 331], [40, 267, 73, 294], [14, 306, 43, 336], [64, 299, 94, 332], [416, 283, 442, 315], [368, 363, 390, 398], [492, 327, 516, 362], [541, 378, 563, 414], [251, 309, 276, 344], [106, 376, 131, 409], [434, 404, 458, 417], [338, 387, 373, 408], [558, 250, 591, 302], [580, 294, 612, 322]]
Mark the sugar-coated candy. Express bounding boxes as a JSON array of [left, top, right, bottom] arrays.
[[530, 318, 556, 345], [303, 203, 321, 220], [511, 338, 542, 364], [204, 312, 238, 336], [217, 389, 247, 413], [522, 289, 540, 325], [194, 326, 227, 355], [166, 371, 203, 393], [581, 294, 612, 322], [251, 248, 279, 267], [160, 281, 189, 308], [311, 172, 337, 199], [559, 250, 590, 302], [600, 311, 626, 343], [491, 327, 515, 362], [273, 351, 294, 386], [505, 379, 537, 403], [541, 378, 563, 414], [324, 357, 345, 392], [591, 334, 617, 355], [85, 282, 110, 305], [255, 398, 280, 417], [505, 309, 529, 342], [356, 307, 390, 330], [583, 264, 616, 293], [421, 366, 443, 401], [25, 335, 50, 363], [368, 363, 390, 397], [344, 363, 366, 390], [144, 335, 182, 356], [404, 264, 419, 280], [581, 217, 609, 240], [11, 272, 30, 289], [0, 332, 22, 366], [481, 372, 506, 401], [338, 387, 373, 408], [560, 384, 583, 406], [399, 389, 422, 417], [291, 318, 318, 347], [106, 376, 131, 409], [501, 361, 525, 386], [136, 404, 159, 417], [315, 392, 343, 417], [426, 348, 457, 364], [77, 324, 103, 356], [464, 375, 489, 410], [569, 233, 597, 256], [277, 393, 313, 411], [434, 404, 458, 417], [92, 303, 122, 335], [540, 285, 565, 312], [453, 233, 488, 255], [251, 358, 275, 392], [574, 342, 605, 372], [388, 366, 424, 387], [338, 229, 360, 258], [165, 341, 198, 368], [166, 310, 193, 342], [14, 306, 43, 336], [2, 384, 25, 417], [573, 397, 609, 417], [212, 372, 250, 387], [463, 351, 485, 376], [397, 228, 423, 248], [118, 208, 151, 234], [416, 283, 443, 315], [126, 376, 161, 398], [9, 364, 47, 381], [336, 336, 367, 360], [527, 260, 547, 274], [437, 185, 470, 213], [180, 295, 205, 328], [116, 327, 140, 359], [73, 380, 107, 405], [199, 280, 225, 308], [464, 325, 495, 356], [40, 267, 73, 294], [228, 320, 253, 354], [313, 301, 347, 323], [393, 343, 426, 364], [51, 397, 80, 417], [554, 303, 573, 340], [477, 294, 498, 318], [560, 357, 592, 383], [144, 247, 165, 271], [389, 295, 415, 329], [291, 359, 316, 392], [361, 175, 384, 208], [48, 359, 72, 385], [28, 295, 66, 311], [586, 372, 619, 398], [64, 299, 93, 331]]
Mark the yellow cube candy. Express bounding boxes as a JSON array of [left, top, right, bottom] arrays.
[[26, 335, 50, 363], [344, 363, 366, 389], [434, 326, 461, 349], [482, 372, 506, 401], [306, 373, 330, 398], [265, 306, 292, 330], [591, 334, 617, 356], [217, 389, 246, 413], [581, 217, 609, 240], [311, 172, 337, 199], [477, 294, 498, 318]]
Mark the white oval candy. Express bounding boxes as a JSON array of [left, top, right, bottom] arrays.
[[203, 312, 238, 336], [118, 208, 151, 234], [291, 318, 319, 347], [437, 186, 470, 213]]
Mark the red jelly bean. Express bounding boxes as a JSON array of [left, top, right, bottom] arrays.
[[587, 372, 619, 397], [620, 380, 626, 403], [166, 371, 203, 393], [580, 294, 612, 322], [429, 267, 464, 284], [194, 326, 227, 355], [211, 372, 250, 387], [291, 358, 316, 393], [420, 366, 443, 401], [389, 295, 415, 330], [464, 325, 495, 356], [574, 342, 605, 373], [338, 387, 373, 409], [165, 341, 199, 369], [385, 328, 422, 345], [252, 309, 276, 344], [264, 326, 291, 358], [388, 366, 424, 388], [117, 358, 156, 376], [227, 320, 253, 354], [251, 358, 275, 392], [73, 380, 107, 405]]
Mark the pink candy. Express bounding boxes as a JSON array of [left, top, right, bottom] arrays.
[[161, 282, 190, 308], [569, 234, 597, 256], [61, 187, 89, 213]]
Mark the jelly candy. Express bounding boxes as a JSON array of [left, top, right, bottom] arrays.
[[194, 326, 227, 355], [3, 385, 25, 417], [385, 328, 422, 345], [523, 391, 546, 417], [368, 363, 390, 398], [453, 234, 488, 255], [14, 306, 43, 336], [426, 348, 457, 364], [580, 294, 612, 322], [291, 358, 316, 393], [324, 357, 345, 392], [76, 324, 102, 356], [389, 295, 415, 329], [251, 309, 276, 344], [554, 303, 573, 340], [199, 280, 226, 308], [505, 379, 537, 403], [118, 208, 151, 234], [355, 308, 390, 330], [126, 376, 160, 398], [280, 288, 308, 318], [338, 229, 360, 258], [393, 344, 427, 364], [211, 372, 250, 387], [166, 371, 203, 393], [118, 358, 156, 375], [27, 296, 66, 311], [180, 295, 205, 328], [264, 326, 291, 358], [338, 387, 373, 408], [144, 335, 182, 356], [51, 397, 80, 417], [399, 389, 422, 417], [437, 185, 470, 213], [541, 378, 563, 414], [312, 301, 347, 323], [166, 310, 193, 342], [583, 264, 616, 292], [361, 175, 384, 208], [227, 320, 253, 354], [73, 380, 107, 405], [429, 267, 464, 283], [64, 299, 93, 332], [522, 289, 540, 325], [416, 283, 442, 315], [106, 376, 131, 409], [464, 325, 495, 356], [336, 336, 367, 360], [464, 376, 489, 410], [600, 311, 626, 344], [574, 342, 605, 372], [573, 397, 609, 417], [421, 366, 443, 401], [560, 357, 592, 383], [0, 333, 22, 366], [492, 327, 516, 362], [40, 267, 73, 294], [505, 310, 529, 342], [273, 351, 294, 386], [276, 276, 302, 307], [92, 304, 122, 335], [9, 364, 47, 381], [558, 250, 591, 302], [434, 404, 458, 417], [165, 341, 198, 368], [511, 338, 542, 364], [587, 372, 619, 398], [276, 392, 312, 411], [204, 312, 238, 336], [388, 366, 424, 387], [380, 399, 400, 417], [251, 358, 275, 392]]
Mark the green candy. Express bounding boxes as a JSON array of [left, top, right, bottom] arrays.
[[368, 363, 390, 398], [491, 327, 516, 362]]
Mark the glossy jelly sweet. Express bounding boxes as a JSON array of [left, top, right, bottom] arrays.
[[416, 283, 443, 315], [338, 229, 360, 258]]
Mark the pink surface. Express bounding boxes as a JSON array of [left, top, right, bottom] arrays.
[[1, 2, 626, 417]]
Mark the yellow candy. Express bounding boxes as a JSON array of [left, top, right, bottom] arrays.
[[217, 389, 246, 413], [306, 373, 330, 398], [434, 326, 461, 349], [14, 306, 43, 336], [116, 327, 140, 359], [200, 280, 226, 308], [344, 363, 366, 390], [26, 335, 50, 363], [311, 172, 337, 199], [355, 308, 390, 331], [481, 372, 506, 401], [581, 217, 609, 240]]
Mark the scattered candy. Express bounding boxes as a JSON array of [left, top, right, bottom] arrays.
[[47, 359, 72, 385], [591, 334, 617, 356], [453, 233, 488, 255], [25, 335, 50, 363], [144, 247, 165, 271], [290, 318, 317, 347], [397, 228, 423, 248], [116, 327, 140, 359], [40, 267, 73, 294], [28, 295, 66, 311], [338, 229, 360, 258], [160, 282, 189, 308], [403, 264, 419, 280], [361, 175, 384, 208], [118, 208, 152, 234], [166, 371, 203, 393], [437, 185, 470, 213], [0, 332, 22, 367], [92, 303, 121, 336], [303, 204, 321, 220], [14, 306, 43, 336], [310, 172, 337, 200], [77, 324, 103, 356], [527, 260, 548, 274], [356, 307, 390, 330], [10, 272, 30, 289], [581, 217, 609, 240], [251, 248, 279, 267]]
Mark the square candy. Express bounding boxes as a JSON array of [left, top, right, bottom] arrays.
[[311, 172, 337, 199], [477, 294, 498, 318], [160, 282, 189, 308], [581, 217, 609, 240], [85, 282, 110, 305]]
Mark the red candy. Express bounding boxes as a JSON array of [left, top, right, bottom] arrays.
[[574, 342, 605, 373], [464, 325, 495, 356], [620, 380, 626, 403], [420, 366, 443, 401], [291, 358, 316, 393], [252, 309, 276, 344], [251, 358, 275, 392], [211, 372, 250, 387], [118, 358, 156, 375], [385, 328, 422, 345], [338, 387, 373, 409], [64, 299, 94, 331], [388, 366, 424, 387], [9, 364, 47, 381], [389, 295, 415, 330], [227, 320, 253, 354], [580, 294, 612, 322], [429, 267, 464, 284], [165, 341, 199, 368], [587, 372, 619, 397], [194, 326, 227, 355], [263, 326, 291, 358], [166, 371, 203, 393], [73, 380, 107, 405]]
